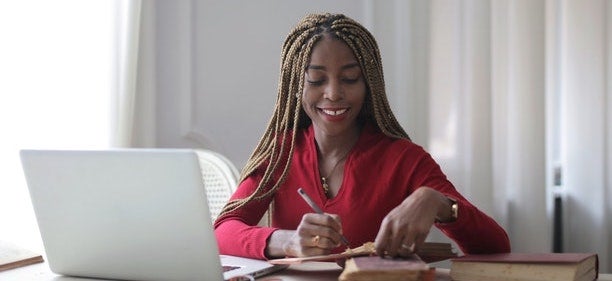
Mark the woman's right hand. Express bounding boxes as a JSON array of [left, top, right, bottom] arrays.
[[267, 213, 345, 258]]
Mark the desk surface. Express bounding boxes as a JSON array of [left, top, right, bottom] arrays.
[[1, 261, 446, 281], [2, 260, 611, 281]]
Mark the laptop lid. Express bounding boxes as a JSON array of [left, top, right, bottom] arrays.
[[20, 149, 284, 281]]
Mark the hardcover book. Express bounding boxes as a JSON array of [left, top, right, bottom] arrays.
[[0, 240, 44, 272], [450, 252, 599, 281], [339, 255, 435, 281]]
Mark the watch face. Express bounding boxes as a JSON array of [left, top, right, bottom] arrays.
[[436, 198, 458, 223]]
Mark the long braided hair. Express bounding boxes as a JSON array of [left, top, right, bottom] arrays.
[[216, 13, 410, 221]]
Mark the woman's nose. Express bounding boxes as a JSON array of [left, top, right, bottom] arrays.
[[323, 79, 343, 101]]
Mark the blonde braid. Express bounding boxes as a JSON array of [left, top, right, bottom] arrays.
[[216, 13, 410, 221]]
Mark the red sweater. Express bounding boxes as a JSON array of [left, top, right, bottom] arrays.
[[214, 123, 510, 259]]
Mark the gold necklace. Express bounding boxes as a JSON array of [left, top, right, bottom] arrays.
[[320, 152, 349, 198]]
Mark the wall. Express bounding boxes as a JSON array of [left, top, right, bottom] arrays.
[[150, 0, 368, 168]]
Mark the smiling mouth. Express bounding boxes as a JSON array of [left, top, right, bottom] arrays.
[[321, 108, 348, 116]]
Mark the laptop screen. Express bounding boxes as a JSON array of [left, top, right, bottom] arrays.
[[20, 149, 239, 281]]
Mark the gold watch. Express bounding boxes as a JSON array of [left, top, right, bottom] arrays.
[[436, 197, 458, 223], [449, 198, 458, 221]]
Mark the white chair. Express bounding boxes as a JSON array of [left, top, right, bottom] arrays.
[[195, 149, 240, 221]]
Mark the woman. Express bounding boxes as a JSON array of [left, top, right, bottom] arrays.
[[214, 13, 510, 260]]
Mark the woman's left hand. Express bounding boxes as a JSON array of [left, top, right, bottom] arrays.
[[373, 186, 449, 257]]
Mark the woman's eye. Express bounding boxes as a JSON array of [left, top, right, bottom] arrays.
[[343, 77, 360, 84], [306, 80, 324, 86]]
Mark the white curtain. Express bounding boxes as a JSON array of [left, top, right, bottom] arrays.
[[395, 0, 611, 272], [0, 0, 116, 250], [554, 0, 611, 272], [113, 0, 156, 147]]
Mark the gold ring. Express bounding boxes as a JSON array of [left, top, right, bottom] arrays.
[[313, 235, 320, 246], [401, 243, 414, 251]]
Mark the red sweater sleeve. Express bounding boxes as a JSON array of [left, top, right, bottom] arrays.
[[436, 198, 511, 254], [408, 151, 511, 254], [213, 173, 278, 259]]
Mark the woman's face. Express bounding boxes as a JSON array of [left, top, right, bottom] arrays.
[[301, 36, 367, 137]]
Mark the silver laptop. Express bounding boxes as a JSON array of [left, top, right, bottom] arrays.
[[20, 149, 286, 281]]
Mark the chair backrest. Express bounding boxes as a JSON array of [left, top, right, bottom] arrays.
[[195, 149, 240, 221]]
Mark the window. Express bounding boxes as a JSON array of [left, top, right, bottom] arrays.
[[0, 1, 116, 251]]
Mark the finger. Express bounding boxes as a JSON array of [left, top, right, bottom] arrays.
[[301, 213, 324, 224], [311, 235, 321, 247], [386, 234, 402, 257], [385, 222, 410, 257], [326, 214, 344, 233], [398, 241, 415, 257], [303, 213, 339, 230], [293, 236, 326, 257], [308, 213, 343, 233], [296, 234, 334, 257], [314, 228, 344, 248], [303, 214, 345, 246], [395, 230, 417, 257], [301, 245, 331, 257], [298, 214, 330, 236], [297, 225, 339, 249], [374, 219, 391, 256], [412, 233, 428, 254], [312, 235, 338, 249], [320, 214, 344, 245]]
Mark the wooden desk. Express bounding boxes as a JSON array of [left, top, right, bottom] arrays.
[[2, 260, 610, 280], [0, 261, 447, 281]]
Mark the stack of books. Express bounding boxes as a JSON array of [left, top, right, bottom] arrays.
[[270, 241, 457, 281], [339, 254, 435, 281], [450, 252, 599, 281]]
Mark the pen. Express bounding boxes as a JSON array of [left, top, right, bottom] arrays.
[[297, 187, 350, 247]]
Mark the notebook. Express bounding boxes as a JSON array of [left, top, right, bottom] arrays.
[[20, 149, 287, 281]]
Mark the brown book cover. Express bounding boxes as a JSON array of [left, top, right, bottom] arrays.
[[450, 252, 599, 281], [0, 240, 44, 272], [269, 241, 457, 265], [339, 255, 435, 281]]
